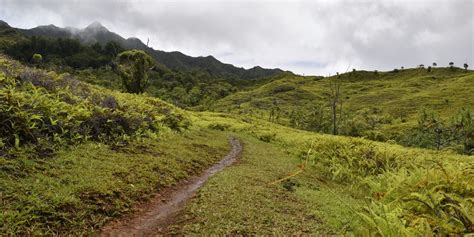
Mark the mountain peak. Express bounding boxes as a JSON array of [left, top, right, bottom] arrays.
[[10, 19, 286, 79], [127, 37, 141, 42], [85, 21, 108, 32], [202, 55, 218, 61], [0, 20, 10, 28], [36, 24, 61, 30], [0, 20, 9, 27]]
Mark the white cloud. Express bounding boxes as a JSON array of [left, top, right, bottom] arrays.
[[0, 0, 472, 75]]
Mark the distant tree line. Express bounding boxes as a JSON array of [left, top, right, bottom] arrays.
[[3, 35, 241, 107], [397, 62, 469, 71], [5, 36, 125, 69], [148, 69, 237, 108]]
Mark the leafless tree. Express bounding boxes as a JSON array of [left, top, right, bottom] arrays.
[[328, 65, 350, 135], [329, 75, 341, 135]]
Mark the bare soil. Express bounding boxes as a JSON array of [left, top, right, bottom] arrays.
[[100, 137, 242, 237]]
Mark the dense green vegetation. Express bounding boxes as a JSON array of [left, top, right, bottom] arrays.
[[0, 54, 230, 235], [70, 64, 278, 108], [0, 21, 25, 51], [116, 49, 154, 94], [0, 55, 187, 158], [209, 68, 474, 154], [168, 112, 473, 235], [6, 20, 283, 80], [1, 128, 230, 235], [0, 22, 282, 109], [1, 19, 472, 236], [5, 35, 125, 69]]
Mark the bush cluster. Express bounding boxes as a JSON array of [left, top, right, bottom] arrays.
[[0, 57, 189, 157], [303, 137, 473, 235]]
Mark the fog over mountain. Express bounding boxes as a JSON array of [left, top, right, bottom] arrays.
[[4, 20, 283, 79], [0, 0, 473, 75]]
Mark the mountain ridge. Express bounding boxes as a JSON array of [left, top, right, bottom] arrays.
[[11, 21, 285, 79]]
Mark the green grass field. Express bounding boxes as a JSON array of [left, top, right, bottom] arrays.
[[1, 128, 230, 235], [168, 133, 362, 235], [1, 55, 472, 235], [168, 112, 474, 235], [208, 68, 474, 152], [0, 55, 230, 235]]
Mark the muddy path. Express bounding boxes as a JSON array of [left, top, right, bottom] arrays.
[[100, 137, 242, 237]]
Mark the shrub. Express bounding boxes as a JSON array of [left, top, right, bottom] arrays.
[[258, 133, 276, 143], [100, 95, 118, 109], [355, 160, 474, 235], [303, 136, 473, 235], [0, 57, 189, 156], [307, 139, 402, 182], [116, 50, 154, 94], [160, 110, 190, 131], [270, 84, 295, 94], [32, 53, 42, 65], [208, 123, 231, 131]]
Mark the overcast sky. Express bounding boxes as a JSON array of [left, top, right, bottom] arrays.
[[1, 0, 473, 75]]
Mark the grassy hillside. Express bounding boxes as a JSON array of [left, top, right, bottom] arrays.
[[0, 54, 472, 235], [0, 55, 229, 235], [1, 130, 230, 235], [208, 68, 474, 152], [168, 112, 473, 235], [1, 20, 471, 153], [0, 55, 188, 156]]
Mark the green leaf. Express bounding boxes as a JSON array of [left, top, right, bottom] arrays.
[[14, 134, 20, 149]]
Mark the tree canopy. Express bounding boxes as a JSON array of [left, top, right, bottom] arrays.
[[116, 50, 155, 94]]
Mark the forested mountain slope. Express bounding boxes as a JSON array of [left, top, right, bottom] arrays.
[[2, 20, 284, 79]]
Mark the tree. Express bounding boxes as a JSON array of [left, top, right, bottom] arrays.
[[116, 50, 154, 94], [464, 63, 469, 70], [91, 42, 103, 53], [418, 64, 425, 69], [269, 99, 281, 122], [329, 75, 342, 135], [449, 62, 455, 71], [104, 41, 124, 57], [432, 62, 437, 67], [417, 110, 450, 150], [415, 109, 472, 152], [453, 109, 473, 154], [427, 66, 432, 72], [31, 53, 42, 65], [188, 86, 203, 106]]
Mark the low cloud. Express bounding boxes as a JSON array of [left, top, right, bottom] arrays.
[[1, 0, 472, 75]]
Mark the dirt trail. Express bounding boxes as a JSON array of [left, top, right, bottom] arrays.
[[100, 137, 242, 237]]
